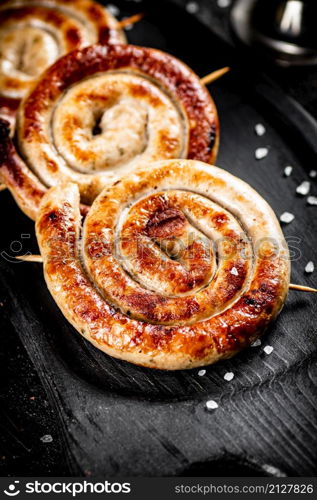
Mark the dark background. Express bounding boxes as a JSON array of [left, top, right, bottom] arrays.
[[1, 0, 317, 477]]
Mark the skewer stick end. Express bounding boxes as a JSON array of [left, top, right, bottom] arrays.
[[16, 254, 43, 263], [289, 283, 317, 293], [118, 12, 146, 29], [200, 66, 230, 86]]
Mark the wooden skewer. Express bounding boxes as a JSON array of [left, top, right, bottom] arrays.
[[200, 66, 230, 86], [16, 254, 43, 263], [288, 283, 317, 293], [14, 254, 317, 294], [118, 12, 145, 29]]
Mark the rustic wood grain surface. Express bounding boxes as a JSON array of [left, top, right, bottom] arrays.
[[0, 0, 316, 477]]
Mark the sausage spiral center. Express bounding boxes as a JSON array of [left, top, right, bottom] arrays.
[[43, 72, 187, 175], [84, 188, 253, 326]]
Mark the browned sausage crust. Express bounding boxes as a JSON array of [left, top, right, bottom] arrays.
[[36, 160, 290, 370], [0, 44, 219, 219], [0, 0, 126, 127]]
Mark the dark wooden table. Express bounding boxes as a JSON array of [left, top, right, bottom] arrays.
[[1, 0, 316, 477]]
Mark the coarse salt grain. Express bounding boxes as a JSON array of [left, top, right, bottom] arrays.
[[230, 267, 238, 276], [309, 170, 317, 178], [280, 212, 294, 224], [106, 4, 120, 16], [198, 369, 206, 377], [262, 464, 286, 477], [40, 434, 53, 443], [307, 196, 317, 206], [217, 0, 231, 7], [264, 345, 274, 355], [255, 123, 266, 136], [124, 22, 133, 30], [206, 400, 218, 411], [186, 2, 199, 13], [305, 261, 314, 273], [224, 372, 234, 381], [255, 147, 269, 160], [284, 166, 293, 177], [296, 181, 310, 196], [251, 338, 261, 347]]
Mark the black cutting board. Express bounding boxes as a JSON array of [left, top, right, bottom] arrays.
[[0, 0, 317, 477]]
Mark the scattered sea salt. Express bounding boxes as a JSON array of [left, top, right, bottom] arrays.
[[198, 369, 206, 377], [255, 147, 269, 160], [206, 400, 218, 411], [307, 196, 317, 206], [305, 261, 314, 274], [262, 464, 286, 477], [251, 338, 262, 347], [309, 170, 317, 178], [264, 345, 274, 355], [230, 267, 238, 276], [280, 212, 295, 224], [40, 434, 53, 443], [106, 4, 120, 16], [284, 166, 293, 177], [255, 123, 266, 136], [123, 21, 133, 30], [217, 0, 232, 7], [186, 2, 199, 14], [296, 181, 310, 196], [224, 372, 234, 381]]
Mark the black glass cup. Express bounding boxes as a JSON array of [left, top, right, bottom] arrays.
[[231, 0, 317, 65]]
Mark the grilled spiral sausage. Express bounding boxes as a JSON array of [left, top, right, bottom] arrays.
[[0, 44, 219, 219], [0, 0, 126, 128], [36, 160, 290, 370]]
